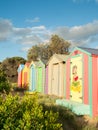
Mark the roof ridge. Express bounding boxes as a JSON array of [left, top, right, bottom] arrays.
[[78, 46, 98, 50]]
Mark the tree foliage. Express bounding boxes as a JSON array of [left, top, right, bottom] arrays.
[[27, 45, 40, 61], [0, 70, 11, 93], [49, 34, 70, 54], [0, 93, 62, 130], [27, 35, 71, 62], [0, 57, 26, 83]]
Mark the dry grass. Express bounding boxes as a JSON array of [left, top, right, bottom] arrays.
[[38, 94, 98, 130]]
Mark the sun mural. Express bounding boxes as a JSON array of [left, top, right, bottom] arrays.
[[71, 65, 82, 93]]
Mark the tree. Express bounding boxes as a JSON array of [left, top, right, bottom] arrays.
[[27, 35, 71, 62], [50, 34, 70, 54], [27, 45, 40, 61], [0, 70, 10, 93], [1, 57, 26, 83]]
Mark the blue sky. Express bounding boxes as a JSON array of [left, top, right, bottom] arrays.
[[0, 0, 98, 61]]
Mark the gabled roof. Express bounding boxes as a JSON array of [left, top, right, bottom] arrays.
[[65, 46, 98, 61], [30, 59, 44, 68], [47, 53, 68, 65], [78, 47, 98, 55], [17, 64, 24, 72], [25, 62, 30, 68], [55, 54, 67, 61]]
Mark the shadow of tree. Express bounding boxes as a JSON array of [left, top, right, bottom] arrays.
[[41, 103, 98, 130]]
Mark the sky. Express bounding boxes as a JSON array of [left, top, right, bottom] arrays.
[[0, 0, 98, 62]]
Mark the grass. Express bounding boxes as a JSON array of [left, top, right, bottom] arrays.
[[37, 93, 98, 130]]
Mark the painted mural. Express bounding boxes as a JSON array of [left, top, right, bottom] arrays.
[[70, 56, 82, 103]]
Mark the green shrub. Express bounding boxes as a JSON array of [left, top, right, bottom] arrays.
[[0, 70, 11, 93], [0, 93, 62, 130]]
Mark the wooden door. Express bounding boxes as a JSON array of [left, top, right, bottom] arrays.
[[30, 67, 36, 91], [52, 63, 59, 96], [37, 67, 43, 92], [45, 66, 48, 94], [70, 56, 83, 103], [29, 68, 32, 91], [18, 72, 22, 87], [24, 72, 27, 87], [32, 67, 36, 91]]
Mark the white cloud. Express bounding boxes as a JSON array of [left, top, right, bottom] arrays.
[[0, 18, 13, 41], [0, 18, 51, 49], [31, 26, 48, 34], [17, 35, 42, 45], [31, 26, 46, 31], [13, 25, 51, 45], [13, 27, 32, 36], [0, 18, 98, 50], [72, 0, 84, 3], [54, 20, 98, 47], [21, 47, 30, 52], [26, 17, 40, 23], [72, 0, 98, 3]]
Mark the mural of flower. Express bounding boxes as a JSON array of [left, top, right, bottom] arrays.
[[71, 65, 81, 92]]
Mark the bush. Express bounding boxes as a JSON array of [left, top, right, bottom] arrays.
[[0, 93, 62, 130], [0, 70, 11, 93]]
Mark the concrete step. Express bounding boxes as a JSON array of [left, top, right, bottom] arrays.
[[56, 99, 90, 115]]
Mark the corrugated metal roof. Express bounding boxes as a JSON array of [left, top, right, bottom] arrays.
[[78, 47, 98, 55]]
